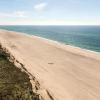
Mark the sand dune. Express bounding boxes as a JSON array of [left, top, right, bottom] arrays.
[[0, 29, 100, 100]]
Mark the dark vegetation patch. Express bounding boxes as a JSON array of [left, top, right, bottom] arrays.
[[0, 50, 39, 100]]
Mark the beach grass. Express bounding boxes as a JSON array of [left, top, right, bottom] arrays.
[[0, 52, 39, 100]]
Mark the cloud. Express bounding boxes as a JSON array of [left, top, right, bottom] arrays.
[[14, 11, 27, 17], [34, 2, 47, 13], [0, 11, 27, 18], [0, 18, 100, 25], [0, 12, 12, 17]]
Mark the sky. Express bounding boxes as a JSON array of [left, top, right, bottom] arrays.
[[0, 0, 100, 25]]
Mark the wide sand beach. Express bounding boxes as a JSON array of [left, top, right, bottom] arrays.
[[0, 29, 100, 100]]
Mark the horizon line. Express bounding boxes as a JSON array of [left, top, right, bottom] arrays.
[[0, 24, 100, 26]]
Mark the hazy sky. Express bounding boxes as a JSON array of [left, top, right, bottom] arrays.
[[0, 0, 100, 25]]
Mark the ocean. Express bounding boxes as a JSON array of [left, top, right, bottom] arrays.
[[0, 25, 100, 52]]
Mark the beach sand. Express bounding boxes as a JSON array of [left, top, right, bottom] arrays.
[[0, 29, 100, 100]]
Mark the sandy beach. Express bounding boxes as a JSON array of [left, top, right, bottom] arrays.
[[0, 29, 100, 100]]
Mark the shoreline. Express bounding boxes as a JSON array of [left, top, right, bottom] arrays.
[[0, 29, 100, 54], [0, 29, 100, 100], [0, 29, 100, 61], [32, 34, 100, 54]]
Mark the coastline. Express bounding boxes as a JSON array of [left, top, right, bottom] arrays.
[[0, 26, 100, 54], [0, 29, 100, 100], [0, 29, 100, 61], [31, 34, 100, 57], [31, 34, 100, 62]]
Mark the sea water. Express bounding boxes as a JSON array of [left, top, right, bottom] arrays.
[[0, 25, 100, 52]]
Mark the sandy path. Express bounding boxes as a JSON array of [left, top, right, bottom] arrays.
[[0, 30, 100, 100]]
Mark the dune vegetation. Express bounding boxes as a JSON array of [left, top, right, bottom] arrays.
[[0, 50, 39, 100]]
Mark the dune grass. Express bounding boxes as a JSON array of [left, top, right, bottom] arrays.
[[0, 53, 39, 100]]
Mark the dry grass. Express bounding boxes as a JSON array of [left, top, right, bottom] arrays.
[[0, 53, 39, 100]]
